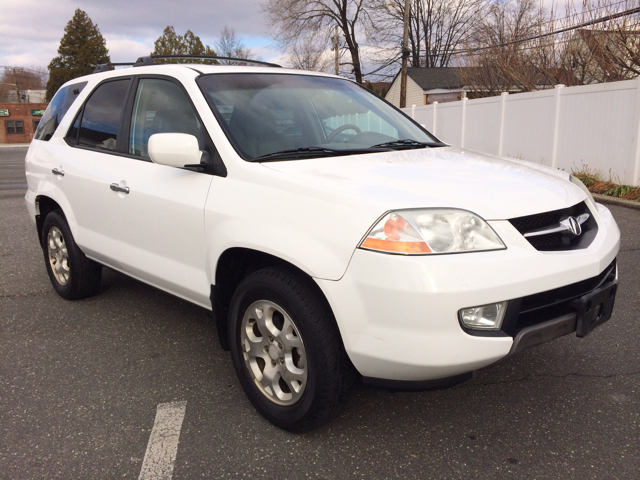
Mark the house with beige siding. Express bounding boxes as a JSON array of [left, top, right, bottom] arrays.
[[385, 67, 467, 107], [385, 66, 567, 107]]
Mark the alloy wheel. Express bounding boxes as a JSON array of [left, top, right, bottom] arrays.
[[240, 300, 308, 406], [47, 226, 70, 285]]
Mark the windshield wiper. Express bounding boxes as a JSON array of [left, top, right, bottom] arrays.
[[253, 146, 389, 162], [370, 139, 445, 150]]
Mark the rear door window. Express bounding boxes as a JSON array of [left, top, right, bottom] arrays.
[[34, 82, 87, 141], [77, 79, 130, 151]]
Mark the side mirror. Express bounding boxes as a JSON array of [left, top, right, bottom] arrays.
[[148, 133, 201, 168]]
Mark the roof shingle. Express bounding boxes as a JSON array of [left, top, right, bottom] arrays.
[[406, 67, 468, 90]]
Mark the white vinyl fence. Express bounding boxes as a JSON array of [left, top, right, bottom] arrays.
[[403, 77, 640, 186]]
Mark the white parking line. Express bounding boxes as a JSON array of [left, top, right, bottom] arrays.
[[138, 401, 187, 480]]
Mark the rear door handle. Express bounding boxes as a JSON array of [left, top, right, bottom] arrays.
[[52, 168, 65, 176], [110, 183, 130, 194]]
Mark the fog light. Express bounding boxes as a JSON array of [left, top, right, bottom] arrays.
[[459, 301, 508, 330]]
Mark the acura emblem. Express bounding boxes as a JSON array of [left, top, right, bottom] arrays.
[[561, 216, 582, 236], [523, 213, 589, 238]]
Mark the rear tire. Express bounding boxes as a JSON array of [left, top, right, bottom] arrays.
[[41, 210, 102, 300], [228, 266, 355, 432]]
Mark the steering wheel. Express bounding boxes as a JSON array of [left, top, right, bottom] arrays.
[[325, 124, 362, 143]]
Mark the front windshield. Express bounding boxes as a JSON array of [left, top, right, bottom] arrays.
[[197, 73, 443, 161]]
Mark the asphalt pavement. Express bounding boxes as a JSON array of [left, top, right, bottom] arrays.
[[1, 146, 638, 479]]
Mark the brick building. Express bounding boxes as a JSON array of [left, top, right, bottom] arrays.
[[0, 102, 49, 144]]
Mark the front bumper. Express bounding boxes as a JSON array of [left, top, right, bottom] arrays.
[[315, 202, 620, 382]]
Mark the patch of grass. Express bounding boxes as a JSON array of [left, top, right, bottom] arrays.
[[572, 164, 602, 188], [604, 184, 633, 197], [572, 164, 640, 202], [620, 187, 640, 201], [589, 180, 616, 194]]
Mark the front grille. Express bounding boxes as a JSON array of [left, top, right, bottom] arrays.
[[501, 259, 617, 335], [508, 201, 598, 251]]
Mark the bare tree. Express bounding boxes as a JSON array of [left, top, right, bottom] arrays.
[[557, 0, 639, 84], [288, 36, 332, 71], [0, 67, 48, 102], [374, 0, 488, 69], [453, 0, 639, 97], [216, 27, 253, 59], [262, 0, 377, 83], [455, 0, 551, 97]]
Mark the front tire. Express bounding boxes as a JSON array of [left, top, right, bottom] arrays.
[[228, 266, 354, 432], [41, 210, 102, 300]]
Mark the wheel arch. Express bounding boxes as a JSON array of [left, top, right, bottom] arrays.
[[35, 195, 63, 246], [212, 247, 338, 352]]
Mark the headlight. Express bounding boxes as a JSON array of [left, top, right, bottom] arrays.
[[359, 209, 506, 255], [570, 175, 595, 204]]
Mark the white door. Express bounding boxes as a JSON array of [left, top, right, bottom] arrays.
[[106, 78, 215, 307], [53, 78, 131, 266]]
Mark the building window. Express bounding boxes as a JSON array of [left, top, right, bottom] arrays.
[[6, 120, 24, 134], [33, 120, 40, 132]]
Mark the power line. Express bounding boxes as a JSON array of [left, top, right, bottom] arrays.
[[450, 7, 640, 56], [541, 0, 632, 27], [0, 65, 48, 76], [367, 4, 639, 76]]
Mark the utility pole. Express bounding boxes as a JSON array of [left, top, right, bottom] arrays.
[[399, 1, 411, 108], [383, 1, 411, 107], [333, 25, 339, 76]]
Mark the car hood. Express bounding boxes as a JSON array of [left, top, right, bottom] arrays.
[[260, 146, 585, 220]]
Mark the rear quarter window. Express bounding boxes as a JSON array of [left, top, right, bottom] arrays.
[[34, 82, 87, 141], [76, 79, 130, 151]]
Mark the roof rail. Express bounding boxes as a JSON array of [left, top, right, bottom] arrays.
[[133, 55, 281, 68], [93, 62, 137, 73]]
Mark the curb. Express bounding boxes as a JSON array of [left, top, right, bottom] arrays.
[[0, 144, 30, 148], [593, 193, 640, 211]]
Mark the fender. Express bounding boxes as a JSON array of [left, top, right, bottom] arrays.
[[202, 170, 379, 283]]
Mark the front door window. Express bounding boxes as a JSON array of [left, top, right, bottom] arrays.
[[129, 79, 204, 158]]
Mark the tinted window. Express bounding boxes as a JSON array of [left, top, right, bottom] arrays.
[[66, 112, 81, 144], [197, 74, 438, 161], [129, 79, 204, 158], [34, 82, 87, 141], [78, 80, 130, 151]]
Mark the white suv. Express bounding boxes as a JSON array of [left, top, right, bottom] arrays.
[[25, 56, 620, 432]]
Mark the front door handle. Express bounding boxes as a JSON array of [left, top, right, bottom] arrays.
[[52, 168, 65, 176], [110, 183, 130, 194]]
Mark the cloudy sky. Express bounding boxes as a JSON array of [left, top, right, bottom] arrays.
[[0, 0, 580, 78], [0, 0, 285, 70]]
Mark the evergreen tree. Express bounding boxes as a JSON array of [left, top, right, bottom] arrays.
[[46, 9, 110, 100], [152, 27, 217, 64]]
